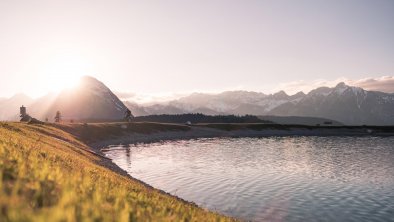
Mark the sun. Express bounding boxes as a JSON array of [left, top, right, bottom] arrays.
[[49, 74, 82, 91], [40, 55, 91, 92]]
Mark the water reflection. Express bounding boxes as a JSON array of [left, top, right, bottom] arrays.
[[104, 137, 394, 222]]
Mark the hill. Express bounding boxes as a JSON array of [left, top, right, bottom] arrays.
[[0, 122, 233, 221], [37, 76, 128, 121]]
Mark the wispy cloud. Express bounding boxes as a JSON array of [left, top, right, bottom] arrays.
[[114, 91, 188, 104], [276, 79, 346, 95], [348, 76, 394, 93], [114, 85, 248, 104], [278, 76, 394, 95], [113, 91, 136, 100]]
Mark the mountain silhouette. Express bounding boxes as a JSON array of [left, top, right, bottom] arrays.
[[35, 76, 128, 121]]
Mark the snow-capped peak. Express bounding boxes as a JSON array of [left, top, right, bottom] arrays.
[[333, 82, 349, 94], [272, 90, 289, 99], [332, 82, 366, 96]]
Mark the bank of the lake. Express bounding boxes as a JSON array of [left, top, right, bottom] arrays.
[[4, 121, 391, 221], [56, 122, 394, 152], [0, 122, 235, 221]]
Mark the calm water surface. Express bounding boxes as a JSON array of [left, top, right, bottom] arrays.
[[103, 137, 394, 221]]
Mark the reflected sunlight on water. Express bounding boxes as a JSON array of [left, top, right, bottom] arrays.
[[104, 137, 394, 222]]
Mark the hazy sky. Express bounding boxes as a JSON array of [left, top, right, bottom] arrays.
[[0, 0, 393, 98]]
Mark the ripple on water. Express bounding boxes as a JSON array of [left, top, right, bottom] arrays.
[[104, 137, 394, 222]]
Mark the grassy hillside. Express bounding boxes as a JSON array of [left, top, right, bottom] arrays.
[[0, 122, 234, 222], [132, 114, 270, 124], [56, 122, 191, 144]]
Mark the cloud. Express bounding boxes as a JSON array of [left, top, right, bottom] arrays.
[[113, 91, 136, 100], [114, 91, 188, 104], [348, 76, 394, 93], [278, 76, 394, 95], [276, 78, 346, 95]]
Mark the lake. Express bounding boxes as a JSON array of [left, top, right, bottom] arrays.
[[103, 137, 394, 221]]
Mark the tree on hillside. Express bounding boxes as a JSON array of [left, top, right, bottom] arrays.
[[124, 108, 134, 122]]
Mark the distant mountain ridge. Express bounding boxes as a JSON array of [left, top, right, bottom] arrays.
[[124, 83, 394, 125], [1, 78, 393, 125], [0, 93, 34, 121]]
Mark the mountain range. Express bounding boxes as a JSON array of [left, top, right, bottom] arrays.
[[124, 82, 394, 125], [0, 76, 393, 125]]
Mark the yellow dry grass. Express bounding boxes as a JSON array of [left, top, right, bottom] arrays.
[[0, 122, 235, 222]]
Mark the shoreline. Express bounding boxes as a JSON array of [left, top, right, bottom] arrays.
[[86, 123, 394, 221], [52, 122, 394, 220], [0, 122, 235, 221], [93, 145, 205, 210], [87, 124, 394, 192], [89, 125, 394, 153]]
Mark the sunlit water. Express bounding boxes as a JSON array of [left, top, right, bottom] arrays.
[[103, 137, 394, 221]]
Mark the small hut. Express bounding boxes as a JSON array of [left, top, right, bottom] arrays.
[[19, 105, 43, 124], [20, 105, 27, 118], [54, 111, 62, 123]]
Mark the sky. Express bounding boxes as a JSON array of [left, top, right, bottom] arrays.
[[0, 0, 393, 99]]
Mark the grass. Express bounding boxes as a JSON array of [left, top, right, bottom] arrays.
[[0, 122, 234, 222], [56, 122, 191, 144]]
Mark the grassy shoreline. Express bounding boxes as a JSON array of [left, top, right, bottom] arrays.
[[2, 121, 393, 221], [0, 122, 235, 221], [54, 122, 394, 151]]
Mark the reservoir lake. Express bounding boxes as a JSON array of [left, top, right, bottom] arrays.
[[103, 137, 394, 221]]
